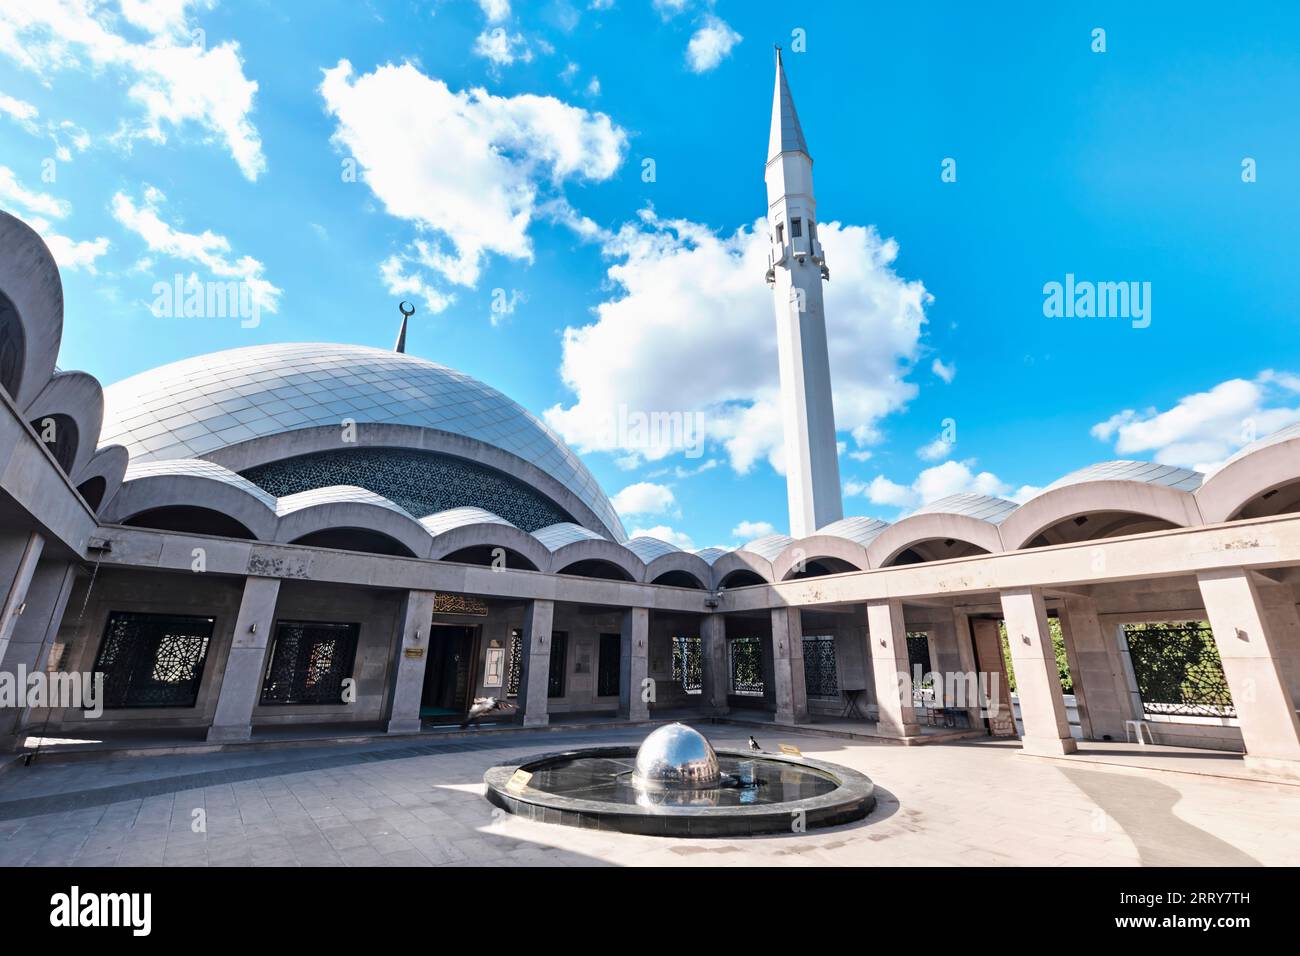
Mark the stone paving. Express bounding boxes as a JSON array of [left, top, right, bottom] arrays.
[[0, 727, 1296, 867]]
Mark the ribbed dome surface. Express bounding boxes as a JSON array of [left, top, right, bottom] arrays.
[[99, 343, 624, 539]]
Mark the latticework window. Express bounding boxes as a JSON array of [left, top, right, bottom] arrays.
[[506, 628, 522, 698], [728, 636, 764, 696], [93, 612, 214, 708], [1124, 621, 1235, 717], [260, 621, 359, 705], [802, 634, 839, 699], [671, 636, 703, 695]]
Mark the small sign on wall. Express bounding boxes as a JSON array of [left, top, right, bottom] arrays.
[[483, 646, 505, 687], [403, 647, 425, 659]]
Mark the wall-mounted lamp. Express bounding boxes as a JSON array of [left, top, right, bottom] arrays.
[[15, 602, 26, 616], [249, 622, 258, 634]]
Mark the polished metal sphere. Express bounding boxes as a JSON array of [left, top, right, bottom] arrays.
[[631, 723, 721, 790]]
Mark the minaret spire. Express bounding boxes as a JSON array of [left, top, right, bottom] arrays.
[[764, 49, 843, 537], [769, 46, 808, 162], [394, 300, 414, 353]]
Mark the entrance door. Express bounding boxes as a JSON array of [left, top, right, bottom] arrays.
[[421, 625, 479, 721]]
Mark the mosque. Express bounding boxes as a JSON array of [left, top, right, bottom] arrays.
[[1, 52, 1299, 782]]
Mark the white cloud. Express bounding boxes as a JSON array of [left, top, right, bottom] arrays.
[[111, 187, 281, 311], [0, 0, 265, 179], [931, 357, 955, 383], [847, 459, 1015, 511], [1009, 484, 1041, 504], [120, 0, 214, 35], [686, 15, 741, 73], [0, 91, 38, 131], [1090, 372, 1300, 471], [543, 211, 929, 474], [0, 165, 110, 271], [320, 60, 627, 303], [731, 519, 775, 540], [916, 436, 952, 462], [653, 0, 690, 19], [914, 459, 1009, 503], [477, 0, 511, 23], [612, 481, 676, 517], [37, 224, 110, 272], [473, 28, 532, 67], [846, 474, 914, 508], [0, 165, 70, 219], [629, 524, 694, 549], [586, 76, 601, 96], [379, 255, 454, 314]]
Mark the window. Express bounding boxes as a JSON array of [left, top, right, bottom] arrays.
[[260, 620, 359, 705], [775, 222, 784, 243], [808, 219, 816, 240], [728, 636, 764, 696], [506, 628, 522, 698], [802, 634, 839, 699], [790, 217, 802, 238], [906, 631, 933, 703], [1123, 621, 1235, 717], [93, 611, 214, 708], [597, 633, 621, 697], [548, 631, 568, 698], [671, 636, 702, 694]]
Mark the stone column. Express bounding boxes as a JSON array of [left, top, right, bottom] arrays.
[[618, 606, 650, 721], [0, 531, 44, 666], [386, 590, 436, 734], [1000, 587, 1077, 755], [1059, 596, 1137, 741], [700, 613, 729, 715], [0, 560, 76, 751], [517, 599, 554, 727], [1255, 578, 1300, 704], [867, 598, 920, 738], [1197, 569, 1300, 780], [207, 576, 281, 742], [770, 606, 808, 724]]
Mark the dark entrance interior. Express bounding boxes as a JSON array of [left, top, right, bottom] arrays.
[[421, 625, 479, 721]]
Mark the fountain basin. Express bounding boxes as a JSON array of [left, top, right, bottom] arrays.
[[483, 744, 875, 837]]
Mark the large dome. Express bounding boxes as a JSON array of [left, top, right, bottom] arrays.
[[99, 342, 624, 539]]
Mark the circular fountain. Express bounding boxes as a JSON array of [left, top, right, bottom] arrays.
[[483, 722, 875, 837]]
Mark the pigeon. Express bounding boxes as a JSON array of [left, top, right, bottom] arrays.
[[748, 735, 762, 753], [461, 696, 515, 729]]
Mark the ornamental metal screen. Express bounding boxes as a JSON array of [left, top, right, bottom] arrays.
[[260, 620, 359, 705], [906, 632, 933, 704], [672, 636, 703, 695], [729, 636, 764, 696], [906, 632, 931, 676], [802, 634, 839, 699], [1124, 621, 1235, 717], [506, 628, 522, 698], [93, 611, 214, 708]]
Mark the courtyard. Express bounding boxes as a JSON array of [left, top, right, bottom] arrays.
[[0, 726, 1295, 868]]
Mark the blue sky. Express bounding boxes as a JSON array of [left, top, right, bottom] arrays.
[[2, 1, 1299, 548]]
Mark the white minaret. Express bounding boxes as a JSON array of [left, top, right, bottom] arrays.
[[765, 47, 842, 538]]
